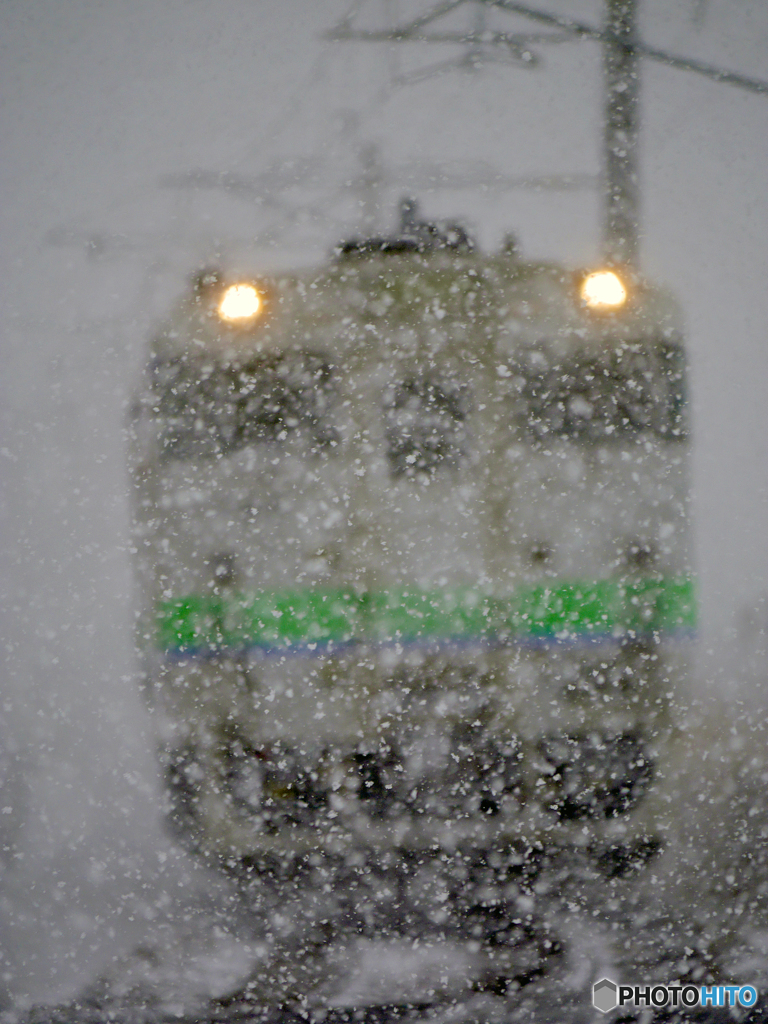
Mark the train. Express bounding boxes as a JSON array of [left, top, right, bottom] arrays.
[[128, 199, 694, 1015]]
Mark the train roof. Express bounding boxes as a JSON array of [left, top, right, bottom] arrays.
[[151, 246, 684, 368]]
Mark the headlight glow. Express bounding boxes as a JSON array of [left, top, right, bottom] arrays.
[[580, 270, 627, 311], [218, 283, 262, 322]]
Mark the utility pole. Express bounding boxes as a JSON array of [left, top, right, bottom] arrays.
[[603, 0, 640, 270], [328, 0, 768, 273]]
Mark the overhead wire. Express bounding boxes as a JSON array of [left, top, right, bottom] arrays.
[[331, 0, 768, 96], [486, 0, 768, 95]]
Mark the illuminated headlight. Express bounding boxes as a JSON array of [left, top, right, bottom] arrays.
[[218, 283, 262, 322], [580, 270, 627, 311]]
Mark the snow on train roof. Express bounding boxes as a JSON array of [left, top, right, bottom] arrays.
[[150, 250, 684, 366]]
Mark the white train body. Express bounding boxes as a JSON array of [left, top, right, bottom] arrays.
[[129, 228, 693, 1005]]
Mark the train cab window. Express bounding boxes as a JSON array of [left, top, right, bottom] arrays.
[[384, 378, 468, 477], [234, 351, 338, 450], [152, 351, 338, 459], [151, 357, 236, 459], [508, 340, 687, 443]]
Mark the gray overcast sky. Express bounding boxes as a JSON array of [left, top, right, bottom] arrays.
[[1, 0, 768, 1004]]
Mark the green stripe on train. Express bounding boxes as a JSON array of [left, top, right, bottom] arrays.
[[156, 577, 696, 653]]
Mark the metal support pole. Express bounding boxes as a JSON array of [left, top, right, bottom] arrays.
[[330, 0, 768, 271], [603, 0, 640, 269]]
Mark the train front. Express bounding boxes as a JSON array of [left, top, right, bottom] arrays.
[[129, 230, 693, 1010]]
